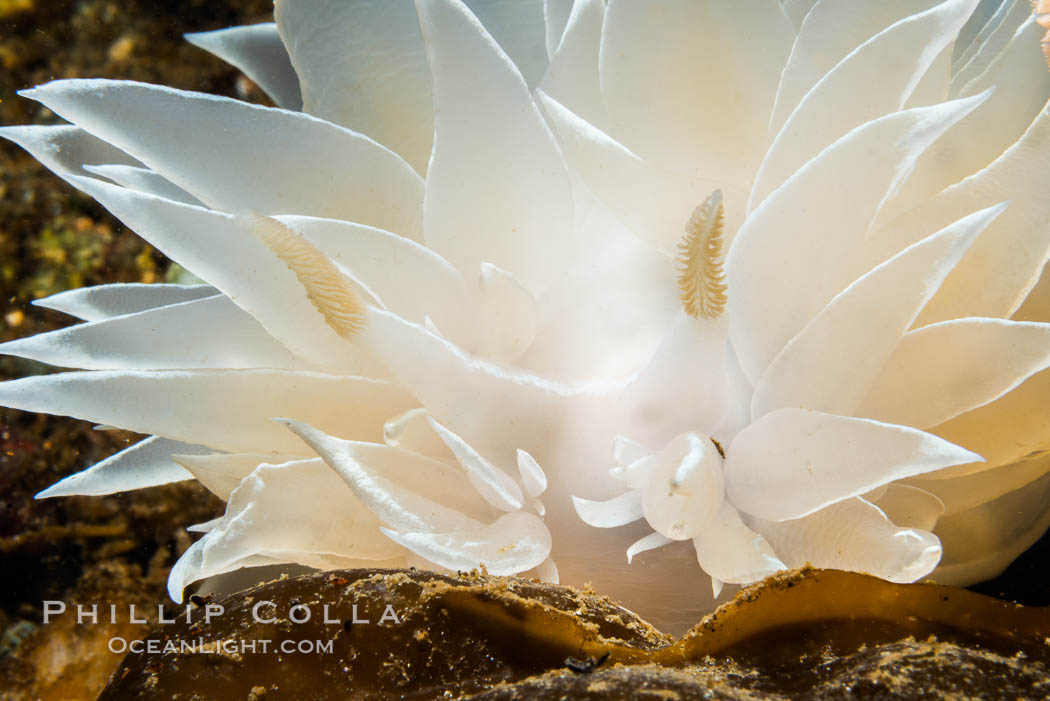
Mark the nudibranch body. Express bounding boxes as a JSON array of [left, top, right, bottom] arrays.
[[3, 0, 1050, 632]]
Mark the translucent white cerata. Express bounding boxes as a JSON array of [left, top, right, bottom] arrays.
[[4, 0, 1050, 631]]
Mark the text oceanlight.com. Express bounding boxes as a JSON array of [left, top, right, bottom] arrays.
[[108, 637, 337, 655]]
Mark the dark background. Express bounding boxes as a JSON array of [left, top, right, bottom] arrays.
[[0, 0, 271, 655]]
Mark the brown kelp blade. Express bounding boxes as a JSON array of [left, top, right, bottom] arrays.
[[100, 567, 1050, 700], [668, 566, 1050, 663]]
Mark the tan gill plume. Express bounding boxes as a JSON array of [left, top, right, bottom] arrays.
[[252, 216, 366, 339], [677, 190, 728, 320]]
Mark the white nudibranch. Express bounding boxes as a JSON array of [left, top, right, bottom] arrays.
[[3, 0, 1050, 632]]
